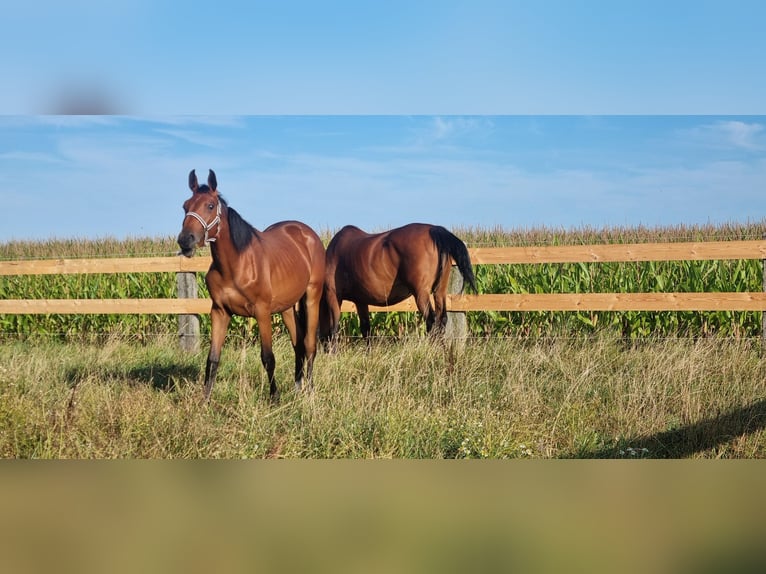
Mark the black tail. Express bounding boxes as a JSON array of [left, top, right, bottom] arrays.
[[429, 226, 477, 293], [296, 294, 309, 339]]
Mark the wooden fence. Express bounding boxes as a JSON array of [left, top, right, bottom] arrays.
[[3, 240, 766, 345]]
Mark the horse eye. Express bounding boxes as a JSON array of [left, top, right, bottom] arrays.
[[208, 203, 215, 210]]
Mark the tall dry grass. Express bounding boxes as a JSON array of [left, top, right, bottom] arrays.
[[2, 334, 764, 458]]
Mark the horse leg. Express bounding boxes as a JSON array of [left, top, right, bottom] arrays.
[[434, 298, 448, 334], [431, 282, 449, 336], [328, 292, 342, 354], [356, 303, 372, 348], [303, 283, 323, 391], [204, 306, 231, 400], [281, 305, 306, 392], [320, 286, 342, 354], [415, 291, 437, 334], [256, 310, 279, 401], [318, 294, 331, 352]]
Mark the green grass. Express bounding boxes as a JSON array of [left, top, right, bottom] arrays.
[[2, 334, 764, 458]]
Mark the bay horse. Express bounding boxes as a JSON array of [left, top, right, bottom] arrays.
[[177, 169, 325, 401], [320, 223, 477, 344]]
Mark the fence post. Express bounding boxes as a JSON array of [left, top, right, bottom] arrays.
[[445, 265, 467, 344], [762, 234, 766, 349], [177, 272, 200, 352]]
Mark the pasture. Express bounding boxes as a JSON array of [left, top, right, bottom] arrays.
[[2, 334, 765, 458], [2, 222, 766, 458]]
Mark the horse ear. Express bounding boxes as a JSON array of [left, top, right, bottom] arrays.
[[207, 170, 217, 192], [188, 169, 199, 192]]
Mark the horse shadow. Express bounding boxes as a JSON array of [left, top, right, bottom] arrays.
[[582, 397, 766, 458], [65, 363, 201, 393], [125, 364, 201, 392]]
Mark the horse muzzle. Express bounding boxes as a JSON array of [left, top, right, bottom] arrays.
[[177, 230, 201, 257]]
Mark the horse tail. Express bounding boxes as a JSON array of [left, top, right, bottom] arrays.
[[428, 226, 477, 293], [296, 292, 309, 338]]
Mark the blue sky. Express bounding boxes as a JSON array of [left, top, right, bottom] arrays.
[[2, 115, 765, 241], [1, 2, 765, 241]]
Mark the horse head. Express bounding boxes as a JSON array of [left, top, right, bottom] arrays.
[[177, 169, 222, 257]]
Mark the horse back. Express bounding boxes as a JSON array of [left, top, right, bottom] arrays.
[[326, 223, 440, 305], [246, 221, 325, 312], [262, 220, 326, 277]]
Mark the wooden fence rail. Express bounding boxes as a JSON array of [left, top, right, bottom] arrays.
[[3, 240, 766, 347], [3, 292, 766, 315], [2, 241, 766, 316]]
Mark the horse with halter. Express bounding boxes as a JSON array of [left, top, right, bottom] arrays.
[[320, 223, 476, 345], [177, 169, 325, 401]]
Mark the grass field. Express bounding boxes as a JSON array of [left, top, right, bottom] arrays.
[[2, 333, 765, 458]]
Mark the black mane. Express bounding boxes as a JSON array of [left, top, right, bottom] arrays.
[[220, 196, 257, 253]]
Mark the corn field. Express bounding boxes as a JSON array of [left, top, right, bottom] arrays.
[[2, 221, 766, 340]]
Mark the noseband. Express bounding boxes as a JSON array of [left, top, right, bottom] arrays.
[[184, 200, 222, 244]]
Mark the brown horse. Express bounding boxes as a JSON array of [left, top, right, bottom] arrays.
[[177, 169, 325, 401], [320, 223, 476, 344]]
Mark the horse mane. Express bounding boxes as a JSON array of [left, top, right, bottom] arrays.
[[219, 196, 257, 253]]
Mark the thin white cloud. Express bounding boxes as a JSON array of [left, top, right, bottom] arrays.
[[152, 128, 231, 149], [423, 116, 493, 143], [683, 120, 765, 151], [716, 120, 764, 150], [0, 151, 65, 164], [432, 117, 454, 140]]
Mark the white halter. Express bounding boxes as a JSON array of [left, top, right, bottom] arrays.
[[184, 200, 221, 244]]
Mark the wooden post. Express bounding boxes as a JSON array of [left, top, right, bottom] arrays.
[[762, 234, 766, 349], [177, 272, 200, 352], [445, 265, 467, 344]]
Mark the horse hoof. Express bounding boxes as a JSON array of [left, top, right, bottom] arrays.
[[294, 381, 314, 395]]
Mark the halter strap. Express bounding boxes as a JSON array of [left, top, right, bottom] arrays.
[[184, 200, 221, 244]]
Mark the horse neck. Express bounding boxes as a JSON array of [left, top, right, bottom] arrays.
[[208, 212, 236, 272], [208, 209, 260, 274]]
